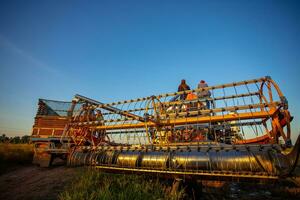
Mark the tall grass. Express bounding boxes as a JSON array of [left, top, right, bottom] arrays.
[[59, 169, 185, 200], [0, 143, 33, 174]]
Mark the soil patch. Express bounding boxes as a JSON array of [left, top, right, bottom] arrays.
[[0, 165, 76, 200]]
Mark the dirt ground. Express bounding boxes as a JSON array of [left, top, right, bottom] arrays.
[[1, 164, 300, 200], [0, 165, 76, 200]]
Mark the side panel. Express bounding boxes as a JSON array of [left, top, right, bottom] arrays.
[[31, 115, 71, 167]]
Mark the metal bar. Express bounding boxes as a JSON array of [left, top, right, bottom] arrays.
[[162, 92, 260, 106], [104, 121, 263, 134], [161, 102, 281, 118], [106, 130, 147, 134], [75, 94, 146, 122], [96, 77, 267, 107], [89, 110, 276, 130], [71, 102, 279, 126], [56, 91, 259, 118], [95, 166, 278, 180], [32, 127, 65, 130], [163, 111, 275, 126], [102, 107, 150, 116]]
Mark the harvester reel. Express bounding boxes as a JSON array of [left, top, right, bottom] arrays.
[[258, 78, 292, 144]]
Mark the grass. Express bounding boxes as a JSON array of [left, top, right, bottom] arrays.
[[58, 168, 300, 200], [58, 169, 186, 200], [0, 143, 33, 174]]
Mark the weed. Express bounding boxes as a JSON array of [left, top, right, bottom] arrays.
[[59, 168, 185, 200]]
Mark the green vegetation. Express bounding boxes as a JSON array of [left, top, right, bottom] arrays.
[[0, 143, 33, 174], [0, 134, 30, 144], [59, 169, 185, 200]]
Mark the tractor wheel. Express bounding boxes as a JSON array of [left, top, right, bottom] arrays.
[[32, 142, 53, 167]]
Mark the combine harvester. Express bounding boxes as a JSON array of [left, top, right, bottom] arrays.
[[31, 76, 300, 182]]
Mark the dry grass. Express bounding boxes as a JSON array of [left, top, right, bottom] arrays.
[[0, 143, 33, 174]]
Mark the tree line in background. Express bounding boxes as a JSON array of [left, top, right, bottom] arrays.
[[0, 134, 30, 144]]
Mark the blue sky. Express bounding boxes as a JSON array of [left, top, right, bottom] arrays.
[[0, 0, 299, 142]]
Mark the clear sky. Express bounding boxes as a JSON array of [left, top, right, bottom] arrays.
[[0, 0, 299, 142]]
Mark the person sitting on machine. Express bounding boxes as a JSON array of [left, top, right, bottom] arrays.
[[178, 79, 191, 100], [186, 92, 203, 111], [197, 80, 211, 109], [167, 79, 191, 112]]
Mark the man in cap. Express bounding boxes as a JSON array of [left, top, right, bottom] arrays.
[[197, 80, 211, 108]]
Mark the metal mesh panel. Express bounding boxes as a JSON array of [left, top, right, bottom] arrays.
[[37, 99, 81, 117]]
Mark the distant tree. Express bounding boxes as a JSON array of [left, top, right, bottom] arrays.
[[11, 136, 20, 144], [0, 134, 10, 143], [21, 135, 30, 143], [0, 134, 30, 144]]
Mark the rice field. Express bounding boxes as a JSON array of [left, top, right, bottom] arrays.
[[0, 143, 33, 174]]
